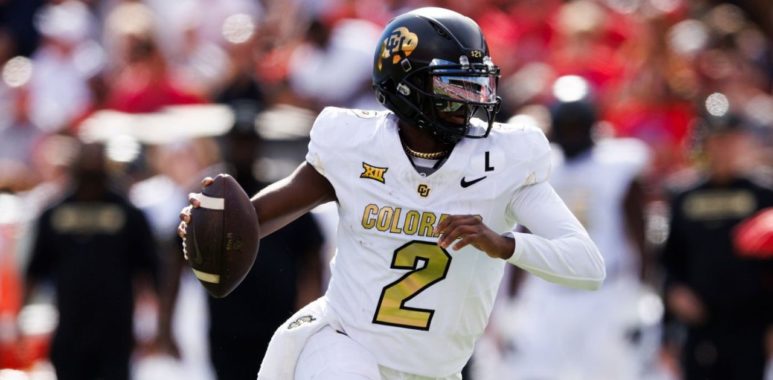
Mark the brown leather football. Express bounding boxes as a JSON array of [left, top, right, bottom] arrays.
[[184, 174, 260, 298]]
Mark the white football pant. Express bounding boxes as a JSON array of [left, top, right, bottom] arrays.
[[295, 326, 463, 380]]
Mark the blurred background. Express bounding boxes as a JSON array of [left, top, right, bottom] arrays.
[[0, 0, 771, 379]]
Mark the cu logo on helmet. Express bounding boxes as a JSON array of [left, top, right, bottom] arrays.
[[380, 27, 419, 68]]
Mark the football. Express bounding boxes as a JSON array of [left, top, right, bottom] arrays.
[[184, 174, 260, 298]]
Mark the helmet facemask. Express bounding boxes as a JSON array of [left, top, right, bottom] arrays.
[[384, 56, 501, 144]]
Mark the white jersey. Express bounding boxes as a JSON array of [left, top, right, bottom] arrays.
[[305, 107, 603, 377]]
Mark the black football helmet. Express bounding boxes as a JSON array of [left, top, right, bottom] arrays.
[[372, 7, 501, 144]]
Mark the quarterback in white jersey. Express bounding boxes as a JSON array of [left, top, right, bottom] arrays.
[[306, 107, 602, 377], [180, 7, 604, 380]]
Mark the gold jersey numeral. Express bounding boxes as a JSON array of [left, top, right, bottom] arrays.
[[372, 241, 451, 330]]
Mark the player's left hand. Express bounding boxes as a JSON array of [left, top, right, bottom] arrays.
[[436, 215, 514, 260], [177, 177, 215, 240]]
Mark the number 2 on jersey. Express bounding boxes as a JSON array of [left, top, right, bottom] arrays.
[[372, 241, 451, 330]]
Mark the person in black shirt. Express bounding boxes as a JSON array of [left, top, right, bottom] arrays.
[[661, 113, 773, 380], [25, 142, 159, 380]]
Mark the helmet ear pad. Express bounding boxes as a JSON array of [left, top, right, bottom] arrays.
[[374, 73, 432, 132]]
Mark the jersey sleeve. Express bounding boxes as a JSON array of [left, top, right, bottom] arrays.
[[505, 182, 606, 291], [498, 126, 604, 290], [305, 107, 337, 177], [502, 124, 553, 189], [523, 137, 552, 187], [306, 107, 370, 178]]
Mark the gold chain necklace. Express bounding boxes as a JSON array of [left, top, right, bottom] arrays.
[[403, 145, 450, 160]]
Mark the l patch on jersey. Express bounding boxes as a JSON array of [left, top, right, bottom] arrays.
[[361, 162, 388, 184]]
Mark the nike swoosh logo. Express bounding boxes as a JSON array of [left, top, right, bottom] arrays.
[[460, 176, 487, 188]]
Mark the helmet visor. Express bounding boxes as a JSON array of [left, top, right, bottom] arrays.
[[432, 75, 497, 106]]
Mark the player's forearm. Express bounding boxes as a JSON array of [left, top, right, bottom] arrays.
[[506, 231, 605, 290], [508, 181, 605, 290], [251, 162, 336, 238]]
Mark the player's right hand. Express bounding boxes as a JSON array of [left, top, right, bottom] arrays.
[[435, 214, 514, 259]]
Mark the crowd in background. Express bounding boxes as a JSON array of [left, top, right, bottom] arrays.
[[0, 0, 771, 379]]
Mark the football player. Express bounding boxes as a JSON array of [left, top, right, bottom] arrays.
[[180, 7, 605, 380]]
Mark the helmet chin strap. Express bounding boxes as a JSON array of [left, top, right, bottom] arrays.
[[426, 100, 502, 144], [424, 111, 468, 144], [412, 107, 466, 144]]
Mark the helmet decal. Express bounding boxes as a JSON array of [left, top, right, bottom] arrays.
[[378, 27, 418, 71]]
